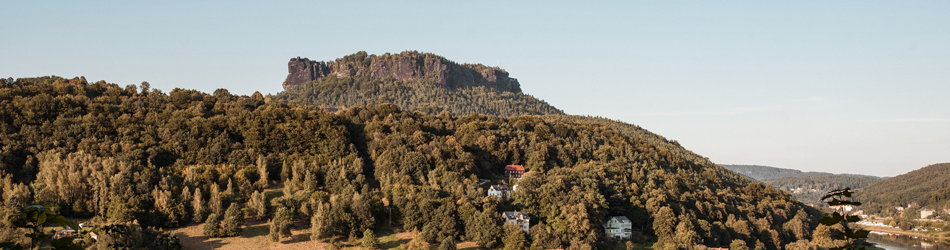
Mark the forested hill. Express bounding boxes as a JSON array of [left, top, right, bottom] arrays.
[[761, 176, 881, 206], [856, 163, 950, 214], [274, 51, 564, 117], [720, 164, 878, 180], [0, 76, 822, 249], [720, 165, 881, 205]]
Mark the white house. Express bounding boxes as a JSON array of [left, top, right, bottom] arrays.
[[503, 211, 530, 233], [921, 209, 935, 219], [488, 185, 510, 200], [604, 216, 632, 238]]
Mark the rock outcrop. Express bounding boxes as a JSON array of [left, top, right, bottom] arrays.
[[282, 51, 521, 92]]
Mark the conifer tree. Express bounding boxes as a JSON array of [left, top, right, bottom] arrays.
[[249, 190, 268, 220], [362, 229, 379, 249], [203, 213, 219, 237], [221, 203, 243, 237], [439, 237, 457, 250], [257, 156, 269, 188], [210, 183, 223, 217], [193, 188, 206, 223], [275, 207, 293, 238], [311, 203, 326, 241]]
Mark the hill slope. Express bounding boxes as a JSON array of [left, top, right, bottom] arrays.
[[0, 76, 822, 249], [856, 163, 950, 213], [274, 51, 564, 117]]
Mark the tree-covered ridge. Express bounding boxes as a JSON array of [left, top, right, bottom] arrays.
[[720, 164, 879, 181], [0, 76, 822, 249], [856, 163, 950, 214], [275, 74, 563, 117], [760, 175, 881, 205]]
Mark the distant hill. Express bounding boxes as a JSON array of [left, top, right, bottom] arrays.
[[856, 163, 950, 214], [762, 175, 882, 205], [720, 164, 836, 180], [720, 164, 881, 206], [275, 51, 564, 117]]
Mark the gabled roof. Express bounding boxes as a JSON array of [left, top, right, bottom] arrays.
[[610, 216, 631, 223], [505, 165, 525, 171], [489, 185, 509, 191], [503, 211, 529, 220]]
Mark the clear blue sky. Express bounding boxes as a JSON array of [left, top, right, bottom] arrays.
[[3, 1, 948, 177]]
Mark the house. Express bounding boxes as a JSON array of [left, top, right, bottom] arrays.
[[503, 211, 530, 233], [488, 185, 510, 200], [505, 165, 525, 179], [895, 206, 905, 212], [921, 209, 935, 219], [603, 216, 633, 238], [830, 205, 853, 213]]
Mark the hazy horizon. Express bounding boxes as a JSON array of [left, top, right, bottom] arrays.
[[3, 1, 947, 177]]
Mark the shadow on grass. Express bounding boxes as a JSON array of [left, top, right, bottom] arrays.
[[380, 237, 410, 250], [243, 221, 270, 238]]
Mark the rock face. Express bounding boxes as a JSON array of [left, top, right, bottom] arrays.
[[281, 51, 521, 92]]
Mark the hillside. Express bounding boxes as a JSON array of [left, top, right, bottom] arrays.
[[856, 163, 950, 214], [0, 76, 822, 249], [274, 51, 564, 117]]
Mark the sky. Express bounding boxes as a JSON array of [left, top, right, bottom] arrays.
[[2, 1, 948, 177]]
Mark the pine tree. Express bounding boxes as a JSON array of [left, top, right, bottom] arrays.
[[439, 237, 457, 250], [221, 203, 243, 237], [203, 213, 219, 237], [257, 156, 269, 188], [362, 229, 379, 249], [275, 207, 293, 238], [193, 188, 206, 223], [268, 218, 280, 242], [311, 203, 326, 241], [249, 190, 268, 221], [210, 183, 223, 217]]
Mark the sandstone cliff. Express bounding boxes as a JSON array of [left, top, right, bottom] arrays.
[[282, 51, 521, 93]]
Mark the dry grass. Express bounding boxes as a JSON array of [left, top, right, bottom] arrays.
[[168, 221, 484, 250]]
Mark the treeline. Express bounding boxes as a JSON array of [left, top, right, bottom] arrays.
[[0, 76, 824, 249], [760, 176, 881, 205], [274, 74, 564, 117]]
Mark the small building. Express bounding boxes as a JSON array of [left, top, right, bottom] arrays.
[[830, 205, 853, 213], [921, 209, 935, 219], [488, 185, 510, 200], [895, 206, 905, 212], [503, 211, 530, 233], [505, 165, 525, 179], [604, 216, 632, 239]]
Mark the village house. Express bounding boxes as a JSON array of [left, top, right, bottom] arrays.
[[921, 209, 935, 219], [603, 216, 633, 239], [488, 184, 510, 200], [505, 165, 525, 179], [503, 211, 530, 233], [830, 205, 853, 213]]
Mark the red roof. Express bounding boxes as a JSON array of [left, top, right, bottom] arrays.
[[505, 165, 525, 171]]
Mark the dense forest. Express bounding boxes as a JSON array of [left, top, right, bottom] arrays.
[[760, 176, 881, 206], [275, 52, 564, 117], [0, 76, 834, 249], [856, 163, 950, 215]]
